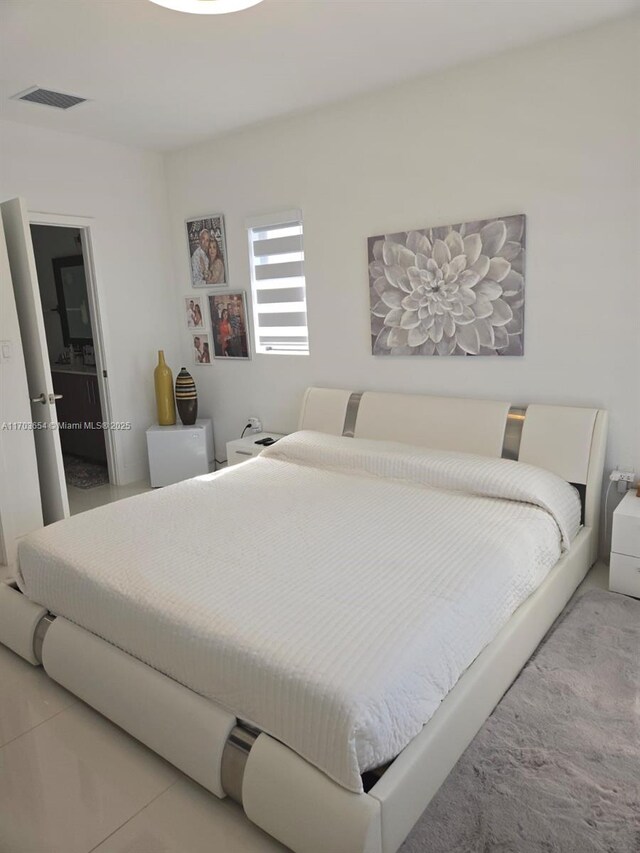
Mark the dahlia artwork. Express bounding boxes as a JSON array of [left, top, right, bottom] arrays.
[[368, 214, 525, 356]]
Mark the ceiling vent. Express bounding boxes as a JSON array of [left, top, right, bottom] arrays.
[[11, 86, 87, 110]]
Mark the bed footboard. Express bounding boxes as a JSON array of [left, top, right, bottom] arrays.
[[41, 616, 235, 797], [243, 733, 381, 853], [38, 614, 383, 853], [0, 579, 48, 665]]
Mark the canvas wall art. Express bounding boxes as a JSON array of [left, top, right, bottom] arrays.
[[369, 214, 525, 356], [186, 214, 227, 287], [209, 292, 250, 359]]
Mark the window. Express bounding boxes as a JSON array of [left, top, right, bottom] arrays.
[[247, 209, 309, 355]]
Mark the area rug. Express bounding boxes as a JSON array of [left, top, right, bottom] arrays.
[[64, 455, 109, 489], [401, 589, 640, 853]]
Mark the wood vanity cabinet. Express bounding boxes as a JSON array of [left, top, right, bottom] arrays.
[[51, 370, 107, 463]]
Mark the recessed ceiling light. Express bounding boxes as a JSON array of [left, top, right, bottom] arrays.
[[149, 0, 264, 13]]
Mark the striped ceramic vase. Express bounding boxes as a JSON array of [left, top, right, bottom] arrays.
[[175, 368, 198, 426]]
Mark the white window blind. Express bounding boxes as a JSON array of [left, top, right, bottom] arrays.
[[247, 209, 309, 355]]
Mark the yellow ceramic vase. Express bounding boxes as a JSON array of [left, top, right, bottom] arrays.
[[154, 350, 176, 425]]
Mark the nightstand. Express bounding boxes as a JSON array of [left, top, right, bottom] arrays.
[[226, 432, 286, 467], [609, 490, 640, 598], [146, 419, 214, 487]]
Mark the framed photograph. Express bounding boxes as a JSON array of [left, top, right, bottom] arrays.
[[208, 292, 251, 360], [186, 214, 227, 288], [192, 333, 212, 365], [184, 296, 205, 330], [369, 213, 525, 357]]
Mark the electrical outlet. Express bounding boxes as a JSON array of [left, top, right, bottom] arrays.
[[610, 468, 635, 493], [610, 469, 635, 482], [248, 416, 262, 433]]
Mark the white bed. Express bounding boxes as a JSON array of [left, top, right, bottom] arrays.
[[16, 430, 581, 792], [0, 388, 607, 853]]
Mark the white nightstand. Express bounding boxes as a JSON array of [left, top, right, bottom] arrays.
[[610, 490, 640, 598], [146, 419, 214, 487], [226, 432, 286, 467]]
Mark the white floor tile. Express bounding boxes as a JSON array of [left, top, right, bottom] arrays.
[[0, 703, 177, 853], [68, 481, 152, 516], [0, 645, 76, 748], [92, 778, 287, 853]]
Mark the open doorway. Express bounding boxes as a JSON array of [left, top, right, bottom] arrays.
[[30, 224, 112, 511]]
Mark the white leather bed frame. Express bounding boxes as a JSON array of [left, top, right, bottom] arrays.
[[0, 388, 607, 853]]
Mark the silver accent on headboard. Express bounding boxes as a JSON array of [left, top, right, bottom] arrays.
[[342, 392, 363, 437], [502, 405, 528, 460]]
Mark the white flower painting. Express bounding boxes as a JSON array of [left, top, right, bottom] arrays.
[[369, 214, 525, 356]]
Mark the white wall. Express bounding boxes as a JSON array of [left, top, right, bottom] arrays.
[[165, 17, 640, 508], [0, 120, 180, 484]]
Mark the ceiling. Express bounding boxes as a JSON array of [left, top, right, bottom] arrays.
[[0, 0, 637, 152]]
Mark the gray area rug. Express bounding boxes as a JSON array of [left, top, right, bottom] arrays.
[[401, 589, 640, 853], [64, 454, 109, 489]]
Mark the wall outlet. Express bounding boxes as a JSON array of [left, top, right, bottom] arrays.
[[610, 469, 635, 493], [248, 416, 262, 433]]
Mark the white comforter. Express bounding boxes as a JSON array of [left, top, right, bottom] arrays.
[[17, 431, 580, 792]]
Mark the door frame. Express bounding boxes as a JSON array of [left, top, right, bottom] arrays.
[[28, 211, 118, 485]]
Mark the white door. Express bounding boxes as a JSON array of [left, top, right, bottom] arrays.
[[0, 222, 43, 564], [1, 198, 69, 524]]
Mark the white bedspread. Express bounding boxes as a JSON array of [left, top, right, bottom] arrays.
[[17, 431, 580, 792]]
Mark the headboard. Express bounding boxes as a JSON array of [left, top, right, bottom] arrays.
[[298, 387, 607, 561]]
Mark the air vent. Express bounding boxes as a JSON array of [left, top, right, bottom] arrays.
[[11, 86, 87, 110]]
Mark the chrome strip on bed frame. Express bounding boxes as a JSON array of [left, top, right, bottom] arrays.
[[342, 392, 363, 437], [221, 721, 385, 804], [221, 723, 259, 804], [33, 614, 56, 664], [501, 405, 528, 461]]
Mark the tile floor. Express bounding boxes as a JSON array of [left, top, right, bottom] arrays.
[[67, 481, 152, 516], [0, 564, 609, 853]]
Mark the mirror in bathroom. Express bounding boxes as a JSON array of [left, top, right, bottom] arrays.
[[52, 255, 93, 347]]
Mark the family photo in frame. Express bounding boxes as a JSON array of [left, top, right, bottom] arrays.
[[184, 296, 205, 329], [209, 292, 250, 359], [192, 333, 211, 364], [186, 214, 227, 287]]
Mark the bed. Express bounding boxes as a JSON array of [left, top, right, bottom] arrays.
[[0, 388, 607, 853]]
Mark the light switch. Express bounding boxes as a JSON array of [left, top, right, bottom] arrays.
[[0, 341, 11, 362]]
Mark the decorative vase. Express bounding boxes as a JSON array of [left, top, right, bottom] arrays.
[[154, 350, 176, 426], [175, 367, 198, 426]]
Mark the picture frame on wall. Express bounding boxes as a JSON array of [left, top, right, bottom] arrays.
[[192, 333, 212, 365], [184, 296, 205, 330], [208, 292, 251, 360], [369, 213, 525, 357], [186, 214, 228, 288]]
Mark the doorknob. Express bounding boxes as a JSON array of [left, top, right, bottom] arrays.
[[30, 393, 63, 404]]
